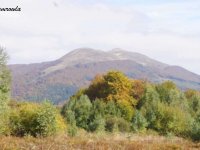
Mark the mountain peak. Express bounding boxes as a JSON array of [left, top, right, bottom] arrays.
[[45, 48, 114, 74], [9, 48, 200, 103], [70, 47, 101, 53], [44, 47, 169, 74], [61, 48, 102, 59], [110, 48, 126, 52]]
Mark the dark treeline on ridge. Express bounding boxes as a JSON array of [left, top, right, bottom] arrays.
[[0, 48, 200, 142]]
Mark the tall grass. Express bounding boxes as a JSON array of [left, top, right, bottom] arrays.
[[0, 132, 199, 150]]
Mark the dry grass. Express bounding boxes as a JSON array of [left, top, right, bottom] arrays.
[[0, 132, 199, 150]]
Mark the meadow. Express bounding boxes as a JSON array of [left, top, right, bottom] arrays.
[[1, 132, 199, 150]]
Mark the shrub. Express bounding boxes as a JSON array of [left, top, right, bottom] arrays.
[[104, 100, 121, 117], [156, 81, 189, 111], [34, 101, 66, 137], [137, 84, 160, 109], [9, 102, 39, 136], [185, 90, 200, 117], [67, 125, 78, 137], [89, 115, 105, 132], [116, 100, 134, 121], [62, 95, 92, 130], [105, 117, 130, 133], [143, 101, 191, 135], [188, 113, 200, 141], [10, 101, 66, 137], [131, 110, 148, 132]]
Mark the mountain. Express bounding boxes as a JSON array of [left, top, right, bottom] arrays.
[[9, 48, 200, 104]]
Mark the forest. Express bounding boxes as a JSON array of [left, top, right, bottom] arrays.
[[0, 48, 200, 149]]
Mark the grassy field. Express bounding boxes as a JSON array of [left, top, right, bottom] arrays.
[[0, 132, 199, 150]]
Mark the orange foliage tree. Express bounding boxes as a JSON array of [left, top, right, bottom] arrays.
[[85, 71, 137, 121]]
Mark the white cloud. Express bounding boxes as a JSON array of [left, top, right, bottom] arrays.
[[0, 0, 200, 74]]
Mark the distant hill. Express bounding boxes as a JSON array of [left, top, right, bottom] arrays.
[[9, 48, 200, 104]]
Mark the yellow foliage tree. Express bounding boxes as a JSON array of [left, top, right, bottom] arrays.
[[85, 71, 137, 121]]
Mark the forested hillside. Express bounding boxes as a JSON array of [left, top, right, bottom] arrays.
[[9, 48, 200, 104], [0, 47, 200, 149]]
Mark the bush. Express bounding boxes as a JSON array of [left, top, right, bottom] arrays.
[[156, 81, 189, 111], [9, 102, 39, 136], [104, 100, 121, 117], [10, 101, 66, 137], [185, 90, 200, 117], [67, 125, 78, 137], [131, 110, 148, 132], [137, 84, 160, 109], [116, 100, 134, 121], [105, 117, 130, 133], [62, 95, 92, 130], [143, 102, 191, 135], [0, 100, 10, 135], [89, 115, 105, 132], [34, 101, 66, 137], [188, 113, 200, 141]]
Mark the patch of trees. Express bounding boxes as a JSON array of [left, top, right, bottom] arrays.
[[0, 48, 66, 137], [0, 47, 199, 141], [62, 71, 200, 141]]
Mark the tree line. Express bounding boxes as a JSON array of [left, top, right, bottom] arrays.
[[0, 48, 199, 141], [62, 71, 200, 140]]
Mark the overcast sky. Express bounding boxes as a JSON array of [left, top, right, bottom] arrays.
[[0, 0, 200, 74]]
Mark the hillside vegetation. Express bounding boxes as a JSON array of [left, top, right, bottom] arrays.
[[0, 48, 200, 149], [61, 71, 200, 141], [10, 48, 200, 104]]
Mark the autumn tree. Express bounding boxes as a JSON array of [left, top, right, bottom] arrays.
[[185, 89, 200, 116], [85, 71, 136, 121], [131, 79, 146, 101]]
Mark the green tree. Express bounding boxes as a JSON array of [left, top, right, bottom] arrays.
[[89, 114, 105, 132], [9, 102, 40, 136], [0, 47, 11, 134], [62, 95, 92, 130], [104, 100, 121, 117], [64, 109, 78, 136], [34, 101, 59, 136], [105, 117, 130, 133], [189, 112, 200, 141], [156, 81, 189, 111], [143, 101, 191, 135], [10, 101, 66, 137], [138, 83, 160, 109], [185, 90, 200, 117], [131, 110, 148, 132]]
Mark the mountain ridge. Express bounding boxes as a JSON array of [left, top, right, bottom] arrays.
[[9, 48, 200, 104]]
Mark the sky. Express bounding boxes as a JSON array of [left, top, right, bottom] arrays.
[[0, 0, 200, 74]]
